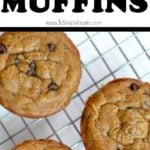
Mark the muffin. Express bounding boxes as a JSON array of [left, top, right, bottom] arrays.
[[0, 32, 81, 118], [81, 78, 150, 150], [12, 139, 71, 150]]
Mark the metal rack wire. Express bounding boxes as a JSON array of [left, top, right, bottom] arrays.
[[0, 32, 150, 150]]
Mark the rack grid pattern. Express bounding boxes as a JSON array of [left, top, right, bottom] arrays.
[[0, 32, 150, 150]]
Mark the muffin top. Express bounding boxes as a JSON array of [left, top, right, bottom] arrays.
[[12, 139, 71, 150], [0, 32, 81, 118], [81, 78, 150, 150]]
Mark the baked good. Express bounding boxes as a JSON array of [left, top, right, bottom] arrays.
[[0, 32, 81, 118], [81, 78, 150, 150], [12, 139, 71, 150]]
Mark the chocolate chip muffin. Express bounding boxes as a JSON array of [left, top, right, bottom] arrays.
[[12, 139, 71, 150], [81, 78, 150, 150], [0, 32, 81, 118]]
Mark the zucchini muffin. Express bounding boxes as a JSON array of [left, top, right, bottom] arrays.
[[81, 78, 150, 150], [0, 32, 81, 118], [12, 139, 71, 150]]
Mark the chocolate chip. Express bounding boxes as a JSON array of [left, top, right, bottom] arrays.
[[0, 44, 7, 54], [127, 106, 132, 109], [48, 43, 55, 52], [48, 82, 58, 91], [130, 83, 139, 92], [26, 62, 36, 76]]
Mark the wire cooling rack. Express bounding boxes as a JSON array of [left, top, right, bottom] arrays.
[[0, 32, 150, 150]]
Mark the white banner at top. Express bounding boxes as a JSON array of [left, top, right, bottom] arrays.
[[0, 0, 149, 27]]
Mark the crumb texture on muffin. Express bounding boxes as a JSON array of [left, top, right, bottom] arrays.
[[12, 139, 71, 150], [0, 32, 81, 118], [81, 78, 150, 150]]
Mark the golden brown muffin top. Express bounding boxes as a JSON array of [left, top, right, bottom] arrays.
[[81, 78, 150, 150], [0, 32, 81, 118], [12, 139, 71, 150]]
